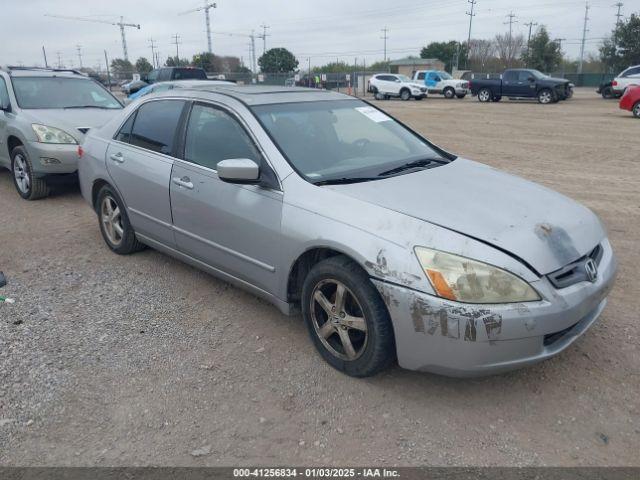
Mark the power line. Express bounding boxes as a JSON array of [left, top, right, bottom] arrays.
[[578, 2, 590, 74]]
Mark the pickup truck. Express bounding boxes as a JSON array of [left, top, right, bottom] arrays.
[[469, 69, 572, 104], [412, 70, 469, 99]]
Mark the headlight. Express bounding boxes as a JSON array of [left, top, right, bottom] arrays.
[[415, 247, 540, 304], [32, 124, 77, 144]]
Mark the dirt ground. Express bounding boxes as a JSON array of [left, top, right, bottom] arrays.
[[0, 88, 638, 467]]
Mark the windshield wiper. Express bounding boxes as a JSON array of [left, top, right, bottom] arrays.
[[313, 176, 382, 186], [63, 105, 114, 109], [377, 158, 446, 177]]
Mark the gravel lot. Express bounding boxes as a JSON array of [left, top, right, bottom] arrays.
[[0, 88, 638, 466]]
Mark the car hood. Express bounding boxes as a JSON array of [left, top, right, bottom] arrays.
[[544, 77, 569, 84], [326, 158, 604, 275], [23, 108, 122, 140]]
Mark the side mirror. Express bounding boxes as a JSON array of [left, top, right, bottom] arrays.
[[528, 76, 535, 82], [217, 158, 260, 184], [0, 99, 11, 112]]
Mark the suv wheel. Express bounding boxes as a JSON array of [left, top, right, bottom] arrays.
[[633, 102, 640, 118], [400, 89, 411, 101], [11, 146, 50, 200], [443, 87, 455, 99], [96, 185, 145, 255], [301, 255, 396, 377]]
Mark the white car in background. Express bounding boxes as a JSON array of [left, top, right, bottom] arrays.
[[413, 70, 469, 99], [368, 74, 427, 101], [612, 65, 640, 95]]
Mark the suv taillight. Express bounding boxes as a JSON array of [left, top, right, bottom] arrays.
[[612, 80, 618, 86]]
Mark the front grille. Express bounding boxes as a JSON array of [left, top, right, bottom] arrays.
[[547, 244, 603, 289], [543, 321, 579, 346]]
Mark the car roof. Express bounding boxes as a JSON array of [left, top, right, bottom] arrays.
[[175, 84, 353, 106], [1, 66, 86, 78]]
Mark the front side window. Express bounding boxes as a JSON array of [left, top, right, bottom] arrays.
[[184, 104, 261, 170], [252, 99, 450, 184], [438, 72, 452, 80], [129, 100, 185, 155], [12, 77, 122, 109], [397, 75, 411, 82]]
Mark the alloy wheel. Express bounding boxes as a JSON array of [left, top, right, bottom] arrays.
[[479, 89, 491, 102], [101, 195, 124, 246], [539, 90, 552, 104], [310, 279, 368, 361], [13, 154, 30, 194], [633, 103, 640, 118]]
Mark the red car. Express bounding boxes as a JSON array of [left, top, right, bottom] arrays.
[[619, 85, 640, 118]]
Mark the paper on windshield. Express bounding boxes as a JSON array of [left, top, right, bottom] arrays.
[[355, 106, 391, 123]]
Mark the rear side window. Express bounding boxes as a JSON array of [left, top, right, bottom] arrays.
[[622, 67, 640, 77], [417, 72, 425, 80], [503, 71, 518, 82], [129, 100, 185, 155], [157, 69, 171, 82], [0, 77, 10, 107], [184, 104, 261, 170], [115, 112, 136, 143], [173, 68, 207, 80]]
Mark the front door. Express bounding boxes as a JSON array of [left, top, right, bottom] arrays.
[[106, 99, 187, 247], [170, 102, 283, 294]]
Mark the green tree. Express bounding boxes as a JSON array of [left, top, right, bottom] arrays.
[[165, 56, 190, 67], [420, 41, 468, 72], [192, 52, 217, 72], [521, 26, 562, 72], [135, 57, 153, 74], [368, 60, 391, 72], [600, 13, 640, 73], [258, 48, 298, 73], [110, 58, 133, 79]]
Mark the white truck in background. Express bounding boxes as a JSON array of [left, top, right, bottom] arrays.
[[413, 70, 469, 99]]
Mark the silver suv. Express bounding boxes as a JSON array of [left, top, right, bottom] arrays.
[[0, 66, 123, 200]]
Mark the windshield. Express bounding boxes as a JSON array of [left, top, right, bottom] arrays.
[[529, 69, 546, 79], [173, 68, 207, 80], [12, 77, 122, 109], [438, 71, 452, 80], [252, 100, 451, 183], [397, 75, 412, 83]]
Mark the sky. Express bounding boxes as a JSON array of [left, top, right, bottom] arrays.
[[0, 0, 638, 71]]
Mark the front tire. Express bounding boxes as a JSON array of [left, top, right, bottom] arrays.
[[538, 88, 554, 104], [11, 146, 50, 200], [633, 102, 640, 118], [601, 86, 613, 99], [443, 87, 455, 99], [477, 88, 492, 102], [96, 185, 145, 255], [400, 89, 411, 101], [301, 256, 395, 377]]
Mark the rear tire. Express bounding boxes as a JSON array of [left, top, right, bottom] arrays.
[[96, 185, 145, 255], [400, 89, 411, 101], [633, 102, 640, 118], [443, 87, 455, 99], [301, 255, 396, 377], [11, 146, 50, 200], [601, 86, 613, 99], [478, 88, 492, 102]]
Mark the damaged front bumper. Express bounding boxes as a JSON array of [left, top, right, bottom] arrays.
[[373, 239, 617, 377]]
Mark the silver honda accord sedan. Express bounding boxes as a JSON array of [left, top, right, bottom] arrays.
[[78, 85, 617, 377]]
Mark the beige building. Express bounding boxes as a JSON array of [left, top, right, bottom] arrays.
[[389, 57, 446, 76]]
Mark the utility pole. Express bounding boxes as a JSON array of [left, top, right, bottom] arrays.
[[578, 2, 589, 74], [555, 38, 567, 75], [56, 51, 63, 68], [465, 0, 477, 68], [613, 2, 624, 53], [104, 50, 112, 90], [149, 38, 157, 67], [171, 33, 181, 61], [76, 44, 83, 69], [259, 24, 270, 55], [250, 30, 257, 73], [504, 12, 517, 67], [524, 21, 538, 62], [42, 46, 49, 68], [380, 27, 389, 65]]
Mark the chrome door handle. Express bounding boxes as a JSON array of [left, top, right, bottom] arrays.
[[109, 152, 124, 163], [172, 176, 194, 190]]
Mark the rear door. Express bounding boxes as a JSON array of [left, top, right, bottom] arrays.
[[501, 70, 519, 96], [0, 76, 11, 168], [105, 99, 187, 247], [170, 102, 283, 293]]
